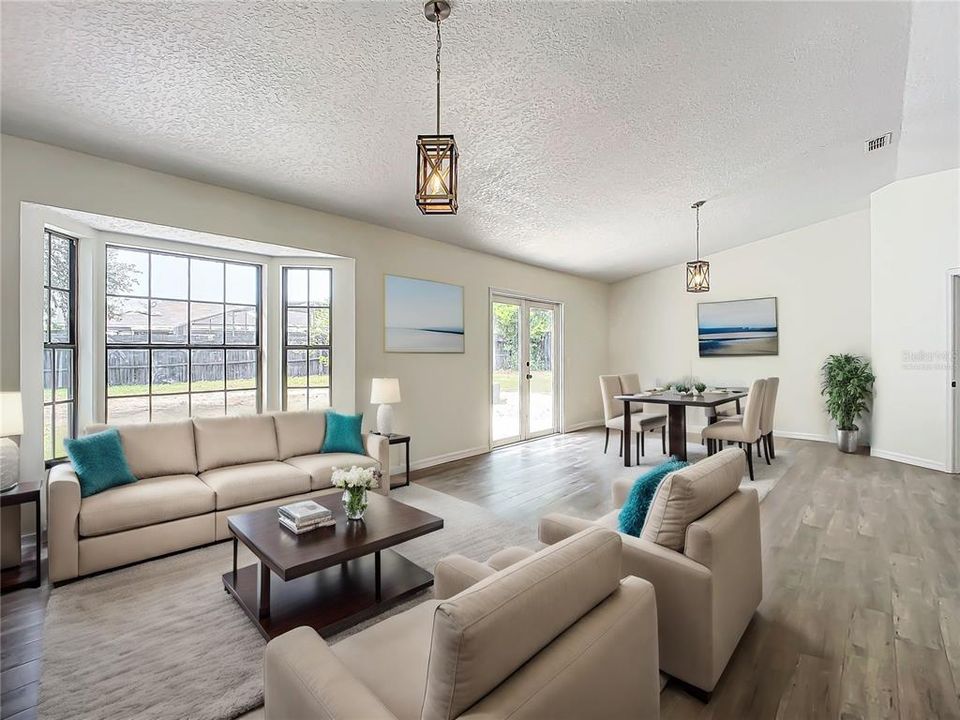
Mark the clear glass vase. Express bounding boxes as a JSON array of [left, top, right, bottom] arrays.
[[342, 487, 368, 521]]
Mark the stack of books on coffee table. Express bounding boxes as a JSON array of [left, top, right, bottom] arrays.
[[278, 500, 335, 535]]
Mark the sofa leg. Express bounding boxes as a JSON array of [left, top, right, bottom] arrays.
[[604, 428, 610, 454], [671, 677, 712, 704], [745, 445, 755, 481]]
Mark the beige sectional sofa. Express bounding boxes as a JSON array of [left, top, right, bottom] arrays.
[[48, 411, 390, 583], [264, 527, 661, 720]]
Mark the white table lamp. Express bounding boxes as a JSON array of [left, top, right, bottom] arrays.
[[370, 378, 401, 435], [0, 392, 24, 493]]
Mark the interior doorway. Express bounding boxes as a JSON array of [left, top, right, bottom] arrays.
[[490, 293, 562, 447]]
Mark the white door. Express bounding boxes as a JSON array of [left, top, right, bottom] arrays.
[[491, 294, 561, 447]]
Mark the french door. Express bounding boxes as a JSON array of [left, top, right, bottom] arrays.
[[490, 293, 561, 447]]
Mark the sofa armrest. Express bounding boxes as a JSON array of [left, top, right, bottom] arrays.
[[538, 513, 597, 546], [612, 477, 634, 508], [619, 533, 716, 691], [47, 463, 81, 582], [362, 433, 390, 496], [434, 554, 498, 599], [265, 627, 398, 720], [685, 489, 762, 687]]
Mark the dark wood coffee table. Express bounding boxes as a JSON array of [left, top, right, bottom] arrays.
[[222, 492, 443, 640]]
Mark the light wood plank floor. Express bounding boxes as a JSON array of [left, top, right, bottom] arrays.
[[3, 429, 959, 719]]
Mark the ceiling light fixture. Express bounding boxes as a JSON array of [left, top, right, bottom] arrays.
[[686, 200, 710, 293], [415, 1, 459, 215]]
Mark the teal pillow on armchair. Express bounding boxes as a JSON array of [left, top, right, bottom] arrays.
[[64, 428, 138, 498], [618, 458, 688, 537], [321, 411, 365, 455]]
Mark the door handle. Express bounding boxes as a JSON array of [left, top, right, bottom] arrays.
[[526, 374, 533, 380]]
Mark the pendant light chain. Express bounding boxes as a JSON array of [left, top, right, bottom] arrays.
[[435, 15, 442, 135], [696, 203, 701, 260]]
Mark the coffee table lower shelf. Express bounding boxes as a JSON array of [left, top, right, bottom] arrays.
[[222, 549, 433, 640]]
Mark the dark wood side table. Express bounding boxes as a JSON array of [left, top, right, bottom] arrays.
[[1, 479, 42, 593], [372, 433, 411, 488]]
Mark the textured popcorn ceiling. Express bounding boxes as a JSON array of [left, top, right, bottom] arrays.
[[1, 1, 947, 281]]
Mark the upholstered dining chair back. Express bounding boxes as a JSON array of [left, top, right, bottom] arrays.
[[618, 373, 641, 394], [742, 379, 766, 438], [759, 377, 779, 435], [599, 375, 623, 423]]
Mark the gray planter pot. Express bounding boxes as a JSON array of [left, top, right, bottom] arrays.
[[837, 427, 859, 453]]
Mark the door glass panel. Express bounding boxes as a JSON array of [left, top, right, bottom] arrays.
[[492, 301, 521, 442], [528, 307, 555, 434]]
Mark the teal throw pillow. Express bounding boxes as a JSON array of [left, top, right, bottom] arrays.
[[322, 411, 365, 455], [618, 457, 689, 537], [64, 428, 138, 498]]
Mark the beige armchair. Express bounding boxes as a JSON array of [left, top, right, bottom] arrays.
[[265, 527, 662, 719], [599, 374, 667, 461], [539, 449, 762, 700], [701, 378, 766, 480]]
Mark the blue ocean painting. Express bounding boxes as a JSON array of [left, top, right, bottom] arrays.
[[698, 297, 778, 357], [385, 275, 464, 352]]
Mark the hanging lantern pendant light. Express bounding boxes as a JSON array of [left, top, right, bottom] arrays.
[[686, 200, 710, 292], [416, 1, 459, 215]]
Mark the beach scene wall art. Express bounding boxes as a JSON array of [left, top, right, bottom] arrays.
[[698, 297, 779, 357], [384, 274, 464, 353]]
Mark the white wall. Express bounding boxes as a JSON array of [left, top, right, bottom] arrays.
[[608, 210, 873, 441], [870, 168, 960, 471], [1, 135, 609, 479]]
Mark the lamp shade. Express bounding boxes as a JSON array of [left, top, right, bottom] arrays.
[[370, 378, 401, 405], [0, 392, 23, 437]]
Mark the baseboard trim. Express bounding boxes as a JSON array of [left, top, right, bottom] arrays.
[[564, 419, 604, 432], [390, 445, 489, 476], [870, 448, 949, 473]]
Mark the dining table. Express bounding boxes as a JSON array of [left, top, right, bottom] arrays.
[[614, 389, 749, 465]]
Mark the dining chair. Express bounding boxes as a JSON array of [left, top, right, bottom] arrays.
[[618, 373, 668, 459], [701, 378, 767, 481], [714, 376, 780, 464], [599, 375, 667, 460], [758, 377, 779, 462]]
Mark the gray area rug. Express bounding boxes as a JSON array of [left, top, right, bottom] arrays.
[[607, 440, 793, 504], [38, 485, 538, 720]]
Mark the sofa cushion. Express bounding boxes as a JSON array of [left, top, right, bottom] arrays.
[[640, 447, 745, 551], [86, 419, 198, 478], [65, 429, 138, 498], [79, 474, 215, 537], [284, 453, 378, 490], [193, 415, 279, 472], [618, 458, 688, 537], [272, 411, 326, 461], [422, 527, 621, 720], [199, 461, 310, 510], [333, 599, 440, 720], [321, 411, 364, 455]]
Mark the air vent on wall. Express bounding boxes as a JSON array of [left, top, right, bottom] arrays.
[[865, 132, 893, 152]]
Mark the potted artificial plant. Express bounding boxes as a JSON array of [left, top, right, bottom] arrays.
[[820, 353, 876, 453]]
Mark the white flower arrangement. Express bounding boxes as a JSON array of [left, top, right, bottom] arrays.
[[331, 465, 381, 491]]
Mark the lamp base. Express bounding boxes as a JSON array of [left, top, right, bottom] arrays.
[[0, 437, 20, 493], [376, 404, 394, 436]]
